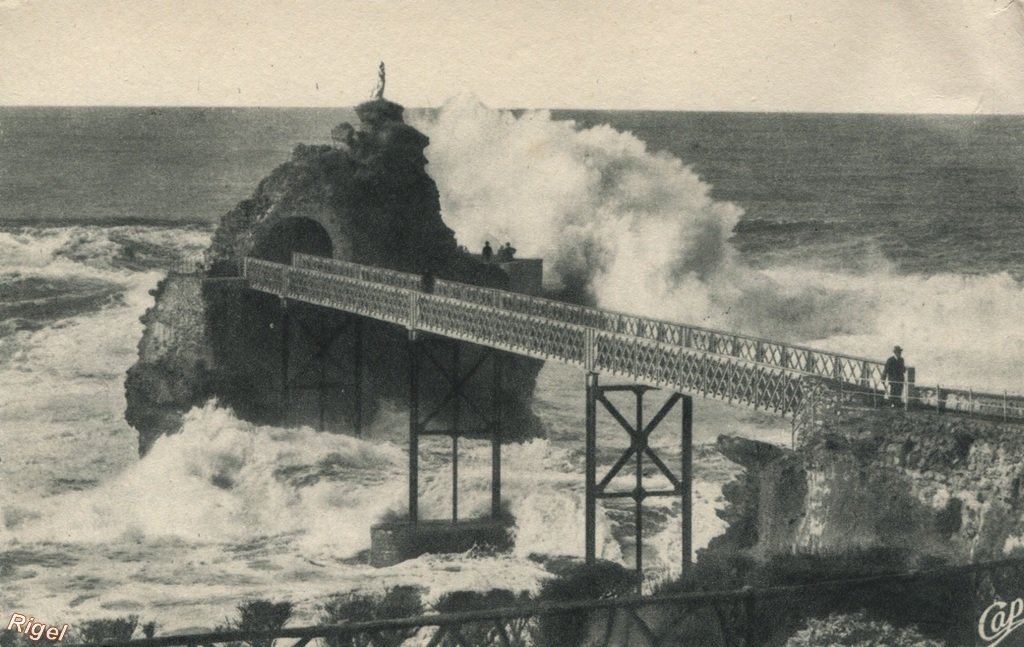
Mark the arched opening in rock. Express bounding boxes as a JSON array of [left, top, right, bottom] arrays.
[[251, 217, 333, 264]]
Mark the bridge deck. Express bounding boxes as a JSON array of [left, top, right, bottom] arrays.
[[242, 255, 1024, 419]]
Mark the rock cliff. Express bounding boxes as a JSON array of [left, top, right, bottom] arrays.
[[125, 99, 544, 454], [713, 379, 1024, 564]]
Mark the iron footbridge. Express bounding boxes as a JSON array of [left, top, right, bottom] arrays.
[[244, 254, 892, 417]]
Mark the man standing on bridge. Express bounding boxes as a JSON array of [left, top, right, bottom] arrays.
[[883, 345, 906, 407]]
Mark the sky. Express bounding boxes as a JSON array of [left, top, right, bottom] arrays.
[[2, 0, 1024, 113]]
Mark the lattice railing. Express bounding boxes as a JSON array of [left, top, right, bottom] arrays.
[[246, 258, 814, 414], [249, 256, 1024, 420], [418, 297, 590, 366], [289, 254, 886, 392], [294, 253, 424, 290], [908, 384, 1024, 420]]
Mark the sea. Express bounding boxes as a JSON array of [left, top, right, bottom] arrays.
[[1, 100, 1023, 633]]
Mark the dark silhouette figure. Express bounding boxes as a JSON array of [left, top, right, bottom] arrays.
[[482, 241, 493, 262], [497, 241, 517, 262], [420, 271, 435, 294], [883, 345, 906, 407]]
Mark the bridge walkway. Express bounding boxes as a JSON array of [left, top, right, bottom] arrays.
[[243, 254, 893, 417]]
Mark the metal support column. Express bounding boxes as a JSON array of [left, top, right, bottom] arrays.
[[407, 338, 505, 526], [585, 382, 693, 584], [317, 312, 328, 432], [491, 353, 503, 519], [408, 332, 420, 523], [451, 341, 460, 523], [634, 389, 645, 579], [585, 372, 599, 564], [682, 395, 693, 568], [283, 309, 362, 433], [353, 318, 363, 436], [279, 299, 290, 419]]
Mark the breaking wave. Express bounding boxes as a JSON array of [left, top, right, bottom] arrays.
[[417, 98, 1024, 392]]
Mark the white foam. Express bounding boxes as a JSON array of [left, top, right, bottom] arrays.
[[417, 100, 1024, 393]]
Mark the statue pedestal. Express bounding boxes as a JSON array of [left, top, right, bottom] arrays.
[[369, 518, 513, 567]]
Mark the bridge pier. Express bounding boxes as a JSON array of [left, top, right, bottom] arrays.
[[585, 373, 693, 585], [372, 333, 509, 566], [278, 298, 364, 435], [406, 333, 504, 522]]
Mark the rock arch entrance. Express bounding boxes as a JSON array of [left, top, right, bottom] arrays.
[[250, 217, 334, 264]]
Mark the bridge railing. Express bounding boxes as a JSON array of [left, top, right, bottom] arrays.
[[168, 252, 211, 275], [250, 256, 808, 413], [293, 253, 423, 291], [290, 254, 887, 392], [259, 256, 1024, 420], [907, 384, 1024, 420], [62, 557, 1024, 647]]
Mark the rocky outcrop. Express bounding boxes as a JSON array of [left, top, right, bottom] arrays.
[[714, 379, 1024, 564], [126, 99, 545, 454]]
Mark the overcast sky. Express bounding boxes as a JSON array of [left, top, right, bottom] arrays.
[[3, 0, 1024, 112]]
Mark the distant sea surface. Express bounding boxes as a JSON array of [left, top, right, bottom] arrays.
[[3, 107, 1024, 277]]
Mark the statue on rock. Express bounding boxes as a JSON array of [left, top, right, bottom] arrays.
[[371, 61, 386, 100]]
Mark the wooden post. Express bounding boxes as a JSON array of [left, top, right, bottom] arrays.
[[905, 367, 915, 411]]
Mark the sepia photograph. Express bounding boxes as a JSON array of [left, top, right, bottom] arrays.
[[3, 2, 1024, 645]]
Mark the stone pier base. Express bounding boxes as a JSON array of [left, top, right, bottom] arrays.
[[370, 518, 513, 567]]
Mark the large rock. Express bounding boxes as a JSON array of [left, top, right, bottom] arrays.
[[126, 99, 545, 454], [713, 378, 1024, 564]]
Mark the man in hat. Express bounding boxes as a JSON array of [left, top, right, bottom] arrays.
[[882, 345, 906, 407]]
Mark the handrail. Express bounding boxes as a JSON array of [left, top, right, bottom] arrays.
[[63, 556, 1024, 647], [290, 254, 887, 389], [246, 257, 808, 414], [246, 255, 1024, 420]]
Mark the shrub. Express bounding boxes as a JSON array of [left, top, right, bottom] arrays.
[[533, 562, 636, 647], [320, 586, 423, 647], [654, 547, 756, 595], [75, 616, 139, 644], [216, 599, 293, 647], [785, 611, 946, 647], [432, 589, 532, 646], [647, 548, 973, 645]]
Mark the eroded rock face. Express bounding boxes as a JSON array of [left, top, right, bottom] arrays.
[[714, 379, 1024, 564], [126, 99, 545, 454]]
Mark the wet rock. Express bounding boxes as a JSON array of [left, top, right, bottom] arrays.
[[126, 99, 545, 453]]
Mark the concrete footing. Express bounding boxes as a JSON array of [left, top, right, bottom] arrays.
[[370, 518, 513, 567]]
